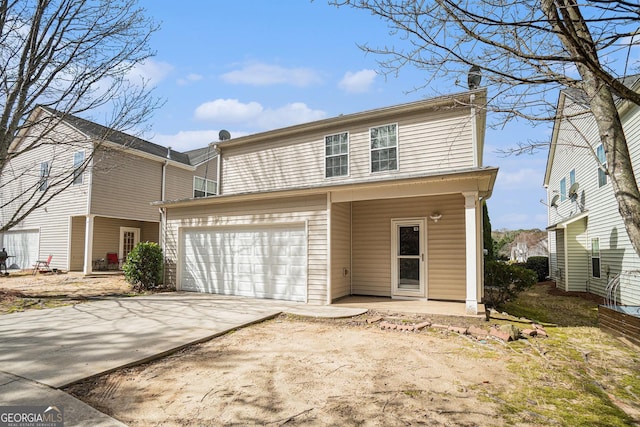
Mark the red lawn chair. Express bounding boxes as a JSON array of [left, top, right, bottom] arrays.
[[32, 254, 52, 275]]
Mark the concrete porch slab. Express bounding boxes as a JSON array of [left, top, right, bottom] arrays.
[[332, 295, 486, 318]]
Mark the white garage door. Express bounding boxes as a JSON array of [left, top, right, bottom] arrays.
[[1, 229, 39, 270], [180, 224, 307, 302]]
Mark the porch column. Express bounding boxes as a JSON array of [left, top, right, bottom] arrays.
[[83, 215, 94, 275], [463, 192, 479, 314]]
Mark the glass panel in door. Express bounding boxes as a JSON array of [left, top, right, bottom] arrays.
[[398, 226, 420, 290]]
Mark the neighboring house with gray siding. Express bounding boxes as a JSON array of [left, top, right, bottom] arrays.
[[544, 76, 640, 306], [157, 89, 498, 314], [0, 106, 218, 274]]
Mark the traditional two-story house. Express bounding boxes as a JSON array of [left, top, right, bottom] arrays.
[[158, 89, 497, 313], [0, 106, 218, 274], [545, 76, 640, 306]]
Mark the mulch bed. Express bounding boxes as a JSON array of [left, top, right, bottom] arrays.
[[540, 280, 606, 304]]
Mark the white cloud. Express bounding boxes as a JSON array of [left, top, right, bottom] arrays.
[[177, 73, 203, 86], [338, 69, 377, 93], [193, 99, 326, 131], [127, 59, 174, 86], [495, 167, 543, 190], [255, 102, 327, 129], [221, 62, 322, 87], [194, 99, 264, 123]]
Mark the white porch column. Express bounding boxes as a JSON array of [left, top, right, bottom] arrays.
[[83, 215, 95, 275], [463, 192, 479, 314]]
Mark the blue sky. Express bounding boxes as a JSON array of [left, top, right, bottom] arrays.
[[132, 0, 550, 231]]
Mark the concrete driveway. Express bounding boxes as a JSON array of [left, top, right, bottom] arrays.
[[0, 292, 365, 426]]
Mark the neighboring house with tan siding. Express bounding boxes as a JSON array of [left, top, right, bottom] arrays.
[[544, 75, 640, 306], [0, 106, 218, 274], [157, 89, 498, 314]]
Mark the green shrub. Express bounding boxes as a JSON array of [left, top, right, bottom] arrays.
[[122, 241, 163, 292], [525, 256, 549, 282], [484, 260, 537, 309]]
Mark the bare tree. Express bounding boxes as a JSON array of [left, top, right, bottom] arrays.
[[0, 0, 160, 232], [332, 0, 640, 256]]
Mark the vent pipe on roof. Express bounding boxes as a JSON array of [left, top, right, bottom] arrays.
[[166, 146, 172, 160]]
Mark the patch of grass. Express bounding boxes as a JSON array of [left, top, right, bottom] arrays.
[[487, 282, 640, 425], [402, 389, 422, 397], [501, 282, 599, 327]]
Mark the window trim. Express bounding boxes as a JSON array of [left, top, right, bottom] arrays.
[[560, 177, 567, 202], [369, 123, 399, 174], [73, 151, 85, 185], [324, 131, 349, 178], [193, 176, 217, 198], [591, 237, 601, 278]]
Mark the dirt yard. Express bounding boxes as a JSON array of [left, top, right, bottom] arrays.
[[2, 274, 639, 426]]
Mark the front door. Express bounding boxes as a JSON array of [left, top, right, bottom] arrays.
[[119, 227, 140, 263], [392, 219, 426, 297]]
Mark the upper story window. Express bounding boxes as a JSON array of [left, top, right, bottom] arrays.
[[596, 144, 607, 187], [73, 151, 85, 185], [325, 132, 349, 178], [39, 161, 49, 191], [370, 123, 398, 173], [560, 177, 567, 201], [569, 169, 575, 187], [193, 176, 216, 198]]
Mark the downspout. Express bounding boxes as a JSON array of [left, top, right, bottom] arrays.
[[160, 207, 167, 286]]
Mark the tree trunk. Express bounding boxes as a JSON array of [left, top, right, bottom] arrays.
[[585, 78, 640, 258]]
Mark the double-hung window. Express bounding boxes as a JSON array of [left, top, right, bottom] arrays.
[[596, 144, 607, 187], [73, 151, 85, 185], [193, 176, 216, 197], [370, 124, 398, 173], [560, 178, 567, 202], [591, 238, 601, 278], [325, 132, 349, 178], [39, 161, 49, 191]]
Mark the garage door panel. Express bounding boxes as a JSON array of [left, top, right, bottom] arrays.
[[1, 230, 39, 270], [181, 225, 307, 302]]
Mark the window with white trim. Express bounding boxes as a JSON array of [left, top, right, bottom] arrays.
[[39, 161, 49, 191], [325, 132, 349, 178], [569, 169, 575, 187], [596, 144, 607, 187], [73, 151, 85, 185], [193, 176, 216, 197], [370, 123, 398, 173], [560, 177, 567, 201], [591, 238, 601, 278]]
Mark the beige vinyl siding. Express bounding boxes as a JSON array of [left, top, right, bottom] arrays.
[[0, 121, 90, 270], [69, 216, 86, 271], [164, 166, 197, 201], [566, 218, 588, 292], [164, 194, 328, 304], [164, 158, 218, 201], [351, 194, 466, 300], [556, 229, 566, 289], [90, 148, 162, 221], [330, 202, 351, 300], [548, 231, 557, 282], [221, 108, 474, 195]]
